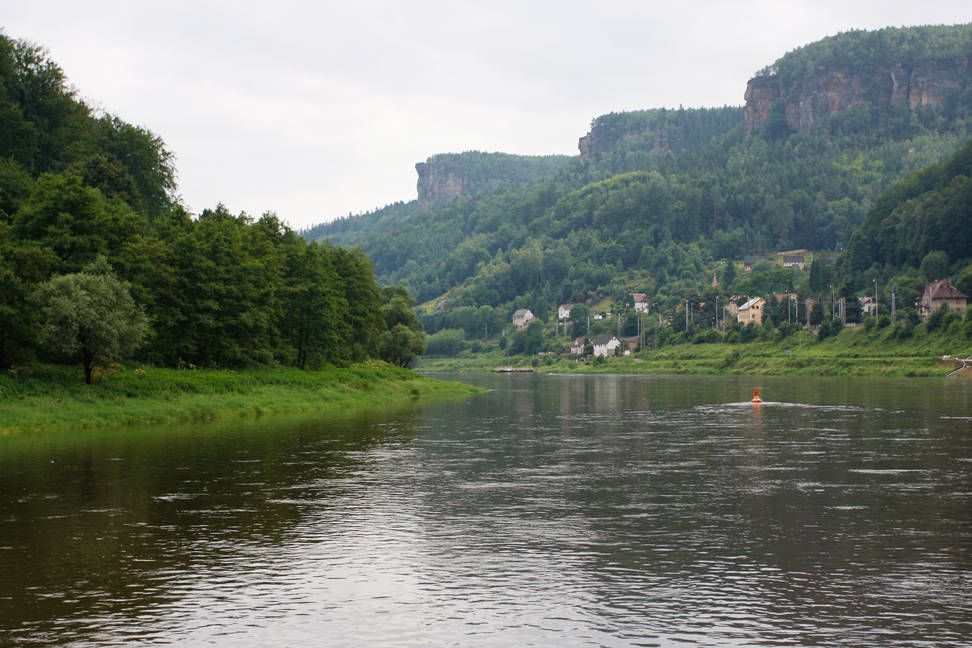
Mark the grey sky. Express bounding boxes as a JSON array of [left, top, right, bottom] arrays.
[[5, 1, 971, 229]]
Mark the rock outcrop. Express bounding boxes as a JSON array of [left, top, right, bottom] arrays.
[[745, 58, 972, 135], [415, 159, 467, 205], [415, 152, 570, 205]]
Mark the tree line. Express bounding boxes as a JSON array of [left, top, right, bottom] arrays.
[[0, 33, 424, 379]]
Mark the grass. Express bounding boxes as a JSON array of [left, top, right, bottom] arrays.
[[0, 362, 483, 435], [417, 326, 972, 378]]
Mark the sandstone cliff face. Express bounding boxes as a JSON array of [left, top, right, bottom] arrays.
[[744, 57, 972, 135], [415, 152, 570, 205], [415, 160, 467, 205]]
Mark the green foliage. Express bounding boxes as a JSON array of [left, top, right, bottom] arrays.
[[508, 320, 546, 356], [32, 258, 148, 383], [920, 250, 950, 282], [426, 329, 466, 356]]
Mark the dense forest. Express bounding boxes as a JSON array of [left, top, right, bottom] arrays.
[[307, 24, 972, 339], [0, 33, 423, 379]]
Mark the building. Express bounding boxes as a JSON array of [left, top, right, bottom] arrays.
[[632, 293, 649, 313], [591, 335, 621, 357], [778, 249, 812, 271], [859, 295, 877, 317], [619, 336, 639, 355], [512, 308, 535, 330], [736, 297, 764, 325], [919, 279, 968, 318], [570, 337, 586, 356], [558, 304, 572, 320]]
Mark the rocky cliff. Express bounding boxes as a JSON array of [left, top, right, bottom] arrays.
[[745, 26, 972, 135], [415, 159, 467, 204], [415, 152, 569, 205]]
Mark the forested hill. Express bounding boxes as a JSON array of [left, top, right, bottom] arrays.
[[0, 32, 423, 374], [842, 136, 972, 284], [307, 24, 972, 328]]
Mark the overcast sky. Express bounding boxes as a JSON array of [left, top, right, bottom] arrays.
[[5, 2, 971, 229]]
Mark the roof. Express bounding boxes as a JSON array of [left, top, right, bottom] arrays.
[[512, 308, 534, 318], [738, 296, 763, 311], [572, 337, 586, 345], [591, 335, 619, 345], [632, 293, 647, 302], [927, 279, 967, 300]]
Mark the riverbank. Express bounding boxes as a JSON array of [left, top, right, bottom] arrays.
[[0, 363, 483, 434], [417, 328, 972, 377]]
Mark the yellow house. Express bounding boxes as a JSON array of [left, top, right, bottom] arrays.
[[737, 297, 764, 325]]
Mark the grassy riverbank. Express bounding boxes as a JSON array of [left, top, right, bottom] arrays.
[[417, 327, 971, 377], [0, 363, 483, 435]]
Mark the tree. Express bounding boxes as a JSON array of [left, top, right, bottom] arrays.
[[920, 250, 949, 282], [379, 324, 426, 367], [32, 258, 148, 383]]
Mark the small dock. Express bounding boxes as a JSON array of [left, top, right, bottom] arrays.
[[492, 366, 533, 373]]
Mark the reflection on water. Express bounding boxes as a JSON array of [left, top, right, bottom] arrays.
[[1, 374, 970, 646]]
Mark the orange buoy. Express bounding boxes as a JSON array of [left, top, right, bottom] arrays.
[[751, 388, 762, 403]]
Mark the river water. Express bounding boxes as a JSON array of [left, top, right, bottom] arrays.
[[1, 374, 970, 646]]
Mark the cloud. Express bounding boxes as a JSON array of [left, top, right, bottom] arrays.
[[5, 1, 971, 228]]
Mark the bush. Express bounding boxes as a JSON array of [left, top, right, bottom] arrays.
[[817, 318, 843, 342], [693, 329, 721, 344], [877, 315, 890, 329], [739, 324, 759, 343], [425, 329, 466, 356]]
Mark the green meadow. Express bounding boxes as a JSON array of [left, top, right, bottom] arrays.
[[0, 363, 482, 435]]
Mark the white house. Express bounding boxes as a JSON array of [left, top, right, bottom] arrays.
[[570, 337, 586, 355], [512, 308, 535, 330], [591, 335, 621, 357], [633, 293, 649, 313], [860, 295, 878, 317], [558, 303, 572, 320]]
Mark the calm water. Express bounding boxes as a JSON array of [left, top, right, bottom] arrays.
[[1, 374, 971, 646]]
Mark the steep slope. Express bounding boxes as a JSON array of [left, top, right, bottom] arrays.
[[307, 24, 972, 330]]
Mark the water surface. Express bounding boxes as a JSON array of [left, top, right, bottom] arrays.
[[1, 374, 970, 646]]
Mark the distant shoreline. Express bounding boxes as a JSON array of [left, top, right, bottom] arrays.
[[417, 331, 970, 378]]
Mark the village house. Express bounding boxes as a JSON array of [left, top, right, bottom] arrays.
[[619, 336, 639, 356], [558, 304, 572, 320], [591, 335, 621, 358], [859, 295, 877, 317], [919, 279, 968, 318], [570, 337, 586, 356], [632, 293, 649, 313], [737, 297, 764, 325], [512, 308, 535, 330], [778, 249, 813, 270]]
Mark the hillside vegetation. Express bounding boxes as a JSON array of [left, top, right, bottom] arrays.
[[308, 24, 972, 342]]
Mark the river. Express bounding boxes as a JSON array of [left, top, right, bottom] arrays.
[[1, 374, 970, 646]]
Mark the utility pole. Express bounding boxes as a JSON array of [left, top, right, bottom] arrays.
[[715, 295, 719, 330], [685, 300, 689, 331], [873, 278, 878, 318], [891, 285, 897, 324]]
